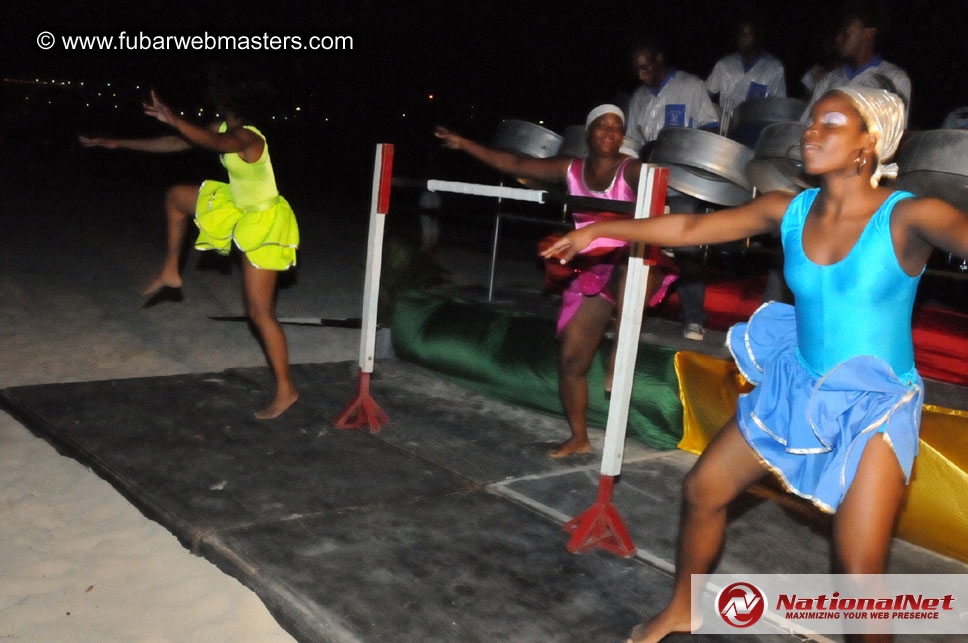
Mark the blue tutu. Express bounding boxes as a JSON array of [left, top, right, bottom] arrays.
[[726, 302, 923, 513]]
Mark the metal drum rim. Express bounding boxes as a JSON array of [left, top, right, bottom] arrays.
[[493, 119, 563, 159], [650, 127, 754, 190], [495, 118, 563, 138], [752, 121, 807, 157], [746, 158, 805, 194], [663, 164, 753, 206], [896, 129, 968, 174]]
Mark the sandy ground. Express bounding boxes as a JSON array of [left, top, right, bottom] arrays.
[[0, 161, 535, 641]]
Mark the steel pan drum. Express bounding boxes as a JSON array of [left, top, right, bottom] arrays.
[[492, 119, 562, 158], [895, 129, 968, 211], [648, 127, 754, 206], [746, 121, 816, 194], [620, 137, 643, 158], [558, 125, 587, 158], [727, 97, 807, 148], [559, 125, 643, 159]]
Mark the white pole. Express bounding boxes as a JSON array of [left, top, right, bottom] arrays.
[[358, 144, 391, 374], [427, 179, 547, 203], [599, 165, 665, 476]]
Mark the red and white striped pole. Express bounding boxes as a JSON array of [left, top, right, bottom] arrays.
[[563, 164, 669, 556], [334, 144, 395, 432]]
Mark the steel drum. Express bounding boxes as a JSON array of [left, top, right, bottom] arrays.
[[727, 97, 807, 148], [620, 137, 643, 158], [746, 121, 816, 194], [648, 127, 754, 206], [558, 125, 587, 157], [895, 129, 968, 211], [492, 119, 562, 158], [559, 125, 642, 159]]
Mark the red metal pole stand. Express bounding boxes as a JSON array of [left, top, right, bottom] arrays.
[[563, 475, 636, 557], [333, 369, 389, 432]]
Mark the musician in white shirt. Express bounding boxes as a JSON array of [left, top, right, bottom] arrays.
[[706, 19, 787, 133], [803, 6, 911, 125]]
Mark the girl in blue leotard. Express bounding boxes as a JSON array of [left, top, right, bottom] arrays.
[[543, 87, 968, 643]]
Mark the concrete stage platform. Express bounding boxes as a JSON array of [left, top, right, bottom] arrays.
[[2, 360, 965, 643]]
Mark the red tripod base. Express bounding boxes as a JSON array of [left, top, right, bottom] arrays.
[[563, 475, 636, 557], [334, 370, 388, 432]]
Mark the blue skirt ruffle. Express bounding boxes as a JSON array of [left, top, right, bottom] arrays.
[[726, 302, 923, 513]]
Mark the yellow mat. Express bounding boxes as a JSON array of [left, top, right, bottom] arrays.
[[674, 350, 968, 564]]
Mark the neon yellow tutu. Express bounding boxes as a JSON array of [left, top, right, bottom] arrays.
[[194, 180, 299, 270]]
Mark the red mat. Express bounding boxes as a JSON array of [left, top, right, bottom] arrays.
[[659, 276, 968, 386]]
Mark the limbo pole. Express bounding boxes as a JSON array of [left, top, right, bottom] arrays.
[[427, 179, 637, 215], [426, 179, 547, 204], [334, 144, 395, 432], [564, 164, 669, 557]]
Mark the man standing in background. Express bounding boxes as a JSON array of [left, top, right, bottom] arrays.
[[802, 3, 911, 123], [705, 18, 787, 135], [626, 41, 719, 341], [626, 43, 720, 148]]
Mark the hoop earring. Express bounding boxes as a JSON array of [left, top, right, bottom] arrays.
[[856, 155, 868, 175]]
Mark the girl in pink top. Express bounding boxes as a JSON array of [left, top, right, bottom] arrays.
[[560, 155, 635, 335], [436, 105, 674, 457]]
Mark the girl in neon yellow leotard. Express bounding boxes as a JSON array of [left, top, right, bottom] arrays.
[[80, 88, 298, 419], [194, 121, 298, 270]]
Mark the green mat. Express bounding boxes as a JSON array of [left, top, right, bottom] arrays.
[[391, 290, 684, 449]]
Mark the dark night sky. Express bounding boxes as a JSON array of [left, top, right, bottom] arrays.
[[3, 0, 968, 191]]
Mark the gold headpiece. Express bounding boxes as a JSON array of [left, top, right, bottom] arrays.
[[835, 86, 906, 188]]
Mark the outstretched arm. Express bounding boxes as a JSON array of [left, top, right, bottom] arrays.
[[143, 90, 264, 161], [541, 190, 792, 262], [434, 126, 570, 185], [895, 197, 968, 274], [79, 134, 192, 153]]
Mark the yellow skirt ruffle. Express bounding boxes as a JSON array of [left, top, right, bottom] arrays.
[[194, 180, 299, 270]]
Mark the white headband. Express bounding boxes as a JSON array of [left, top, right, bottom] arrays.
[[585, 104, 625, 129], [834, 86, 906, 188]]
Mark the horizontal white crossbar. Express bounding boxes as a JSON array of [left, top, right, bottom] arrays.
[[426, 179, 547, 204]]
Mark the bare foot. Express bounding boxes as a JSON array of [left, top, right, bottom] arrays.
[[142, 273, 182, 296], [626, 608, 693, 643], [548, 436, 591, 458], [254, 390, 299, 420]]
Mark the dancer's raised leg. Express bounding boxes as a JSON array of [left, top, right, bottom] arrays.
[[143, 184, 197, 295], [628, 420, 767, 642], [242, 260, 298, 419]]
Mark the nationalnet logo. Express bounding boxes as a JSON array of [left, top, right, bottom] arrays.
[[716, 582, 766, 627], [693, 574, 968, 636], [776, 590, 954, 620]]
